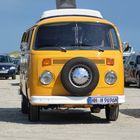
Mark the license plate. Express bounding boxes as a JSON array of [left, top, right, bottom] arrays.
[[0, 70, 8, 74], [87, 96, 118, 104]]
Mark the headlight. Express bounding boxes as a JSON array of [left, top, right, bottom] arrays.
[[105, 71, 117, 85], [10, 66, 16, 70], [40, 71, 53, 85]]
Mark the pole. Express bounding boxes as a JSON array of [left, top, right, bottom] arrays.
[[56, 0, 77, 9]]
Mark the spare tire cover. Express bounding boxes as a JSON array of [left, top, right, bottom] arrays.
[[61, 57, 99, 96]]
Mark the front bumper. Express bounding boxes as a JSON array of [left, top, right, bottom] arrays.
[[30, 95, 125, 105], [0, 70, 16, 77]]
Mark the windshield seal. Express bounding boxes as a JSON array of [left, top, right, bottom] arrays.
[[34, 22, 120, 51]]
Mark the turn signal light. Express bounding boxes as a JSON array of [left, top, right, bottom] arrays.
[[42, 58, 52, 66], [106, 58, 114, 66]]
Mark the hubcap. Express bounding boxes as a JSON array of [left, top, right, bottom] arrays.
[[72, 68, 89, 85], [69, 65, 92, 88]]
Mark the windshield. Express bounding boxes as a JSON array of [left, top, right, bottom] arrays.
[[34, 22, 120, 50], [13, 59, 20, 65], [0, 55, 10, 63]]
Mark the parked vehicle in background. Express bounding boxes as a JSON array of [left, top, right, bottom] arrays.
[[123, 42, 135, 64], [13, 58, 20, 74], [0, 54, 16, 79], [124, 53, 140, 88]]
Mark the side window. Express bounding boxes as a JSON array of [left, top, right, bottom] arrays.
[[25, 31, 30, 44], [20, 31, 30, 51], [109, 28, 120, 49], [21, 29, 34, 50], [28, 29, 34, 49], [21, 32, 27, 43], [23, 31, 30, 50]]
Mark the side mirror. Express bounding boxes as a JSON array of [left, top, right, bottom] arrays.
[[20, 42, 28, 51], [129, 61, 135, 65], [122, 42, 130, 52]]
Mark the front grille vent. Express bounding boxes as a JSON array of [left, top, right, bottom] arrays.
[[53, 59, 105, 65]]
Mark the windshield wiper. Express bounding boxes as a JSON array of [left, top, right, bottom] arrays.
[[78, 44, 105, 52], [59, 47, 67, 52], [38, 44, 67, 52], [98, 47, 104, 52]]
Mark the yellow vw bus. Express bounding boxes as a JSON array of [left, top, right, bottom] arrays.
[[20, 8, 125, 121]]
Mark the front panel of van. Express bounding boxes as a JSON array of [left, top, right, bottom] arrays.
[[27, 17, 124, 99]]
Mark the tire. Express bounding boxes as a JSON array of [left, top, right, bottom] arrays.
[[28, 104, 40, 122], [18, 66, 20, 75], [136, 75, 140, 88], [124, 82, 129, 87], [12, 75, 16, 80], [5, 77, 9, 80], [61, 57, 99, 96], [105, 105, 119, 121], [21, 95, 29, 114]]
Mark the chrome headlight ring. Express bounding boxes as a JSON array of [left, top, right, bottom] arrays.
[[105, 71, 117, 85], [40, 71, 53, 85]]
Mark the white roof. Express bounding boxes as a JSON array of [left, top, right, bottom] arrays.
[[41, 9, 103, 20]]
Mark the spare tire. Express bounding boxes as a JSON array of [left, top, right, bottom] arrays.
[[61, 57, 99, 96]]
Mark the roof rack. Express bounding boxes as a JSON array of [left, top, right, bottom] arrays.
[[40, 9, 103, 20]]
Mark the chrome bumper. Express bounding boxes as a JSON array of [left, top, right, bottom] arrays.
[[30, 95, 125, 105]]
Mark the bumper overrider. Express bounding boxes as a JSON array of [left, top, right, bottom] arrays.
[[30, 95, 125, 105]]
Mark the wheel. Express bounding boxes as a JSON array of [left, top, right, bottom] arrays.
[[61, 57, 99, 96], [18, 66, 20, 75], [105, 105, 119, 121], [124, 81, 129, 87], [12, 75, 16, 80], [5, 77, 9, 79], [136, 75, 140, 88], [28, 103, 40, 122], [90, 106, 101, 113], [21, 95, 29, 114]]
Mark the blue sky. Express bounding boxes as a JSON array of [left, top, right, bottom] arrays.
[[0, 0, 139, 53]]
